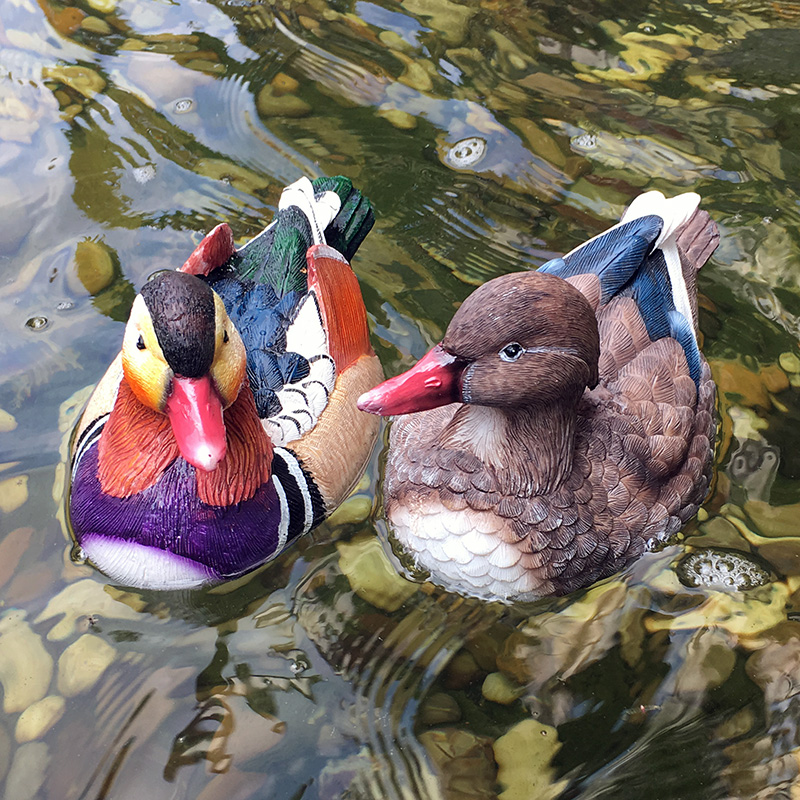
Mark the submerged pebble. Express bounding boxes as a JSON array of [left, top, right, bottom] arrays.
[[3, 742, 48, 800], [256, 85, 311, 118], [419, 692, 461, 725], [494, 719, 566, 800], [35, 578, 143, 641], [0, 409, 17, 432], [0, 475, 28, 514], [73, 239, 115, 295], [57, 633, 117, 696], [43, 65, 106, 98], [419, 728, 496, 798], [0, 610, 53, 714], [482, 672, 523, 705], [779, 351, 800, 374], [677, 548, 771, 590], [325, 495, 372, 528], [80, 15, 111, 34], [15, 695, 65, 743], [336, 534, 418, 612]]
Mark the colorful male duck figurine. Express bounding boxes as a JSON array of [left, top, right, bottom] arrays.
[[359, 192, 718, 602], [69, 176, 383, 590]]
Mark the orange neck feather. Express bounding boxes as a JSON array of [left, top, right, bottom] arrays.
[[98, 378, 273, 506], [196, 383, 273, 506]]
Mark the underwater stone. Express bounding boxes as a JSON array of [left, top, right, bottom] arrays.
[[43, 65, 106, 98], [0, 475, 27, 513], [0, 610, 53, 714], [443, 649, 482, 690], [271, 73, 299, 95], [15, 695, 65, 743], [482, 672, 523, 705], [337, 534, 418, 612], [73, 239, 115, 295], [325, 496, 372, 528], [377, 107, 417, 130], [80, 15, 112, 34], [419, 692, 461, 725], [0, 528, 33, 589], [419, 728, 497, 799], [35, 578, 143, 641], [57, 634, 117, 696], [494, 719, 566, 800], [0, 409, 16, 432], [677, 548, 771, 590], [256, 85, 311, 118], [779, 351, 800, 374], [3, 742, 48, 800]]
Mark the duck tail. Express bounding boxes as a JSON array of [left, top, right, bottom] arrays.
[[231, 176, 375, 295], [675, 207, 720, 328], [619, 191, 717, 330], [537, 191, 718, 391]]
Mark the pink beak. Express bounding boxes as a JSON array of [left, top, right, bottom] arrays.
[[165, 375, 227, 471], [357, 344, 465, 416]]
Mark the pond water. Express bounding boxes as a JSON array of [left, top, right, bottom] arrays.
[[2, 0, 800, 797]]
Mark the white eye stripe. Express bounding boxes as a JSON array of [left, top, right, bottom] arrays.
[[521, 346, 582, 356], [499, 344, 581, 362]]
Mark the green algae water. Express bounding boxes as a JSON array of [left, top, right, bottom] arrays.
[[2, 0, 800, 797]]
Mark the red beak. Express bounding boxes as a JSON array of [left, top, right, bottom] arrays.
[[357, 344, 465, 416], [165, 375, 227, 471]]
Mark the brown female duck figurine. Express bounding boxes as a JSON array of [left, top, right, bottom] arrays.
[[358, 192, 718, 602]]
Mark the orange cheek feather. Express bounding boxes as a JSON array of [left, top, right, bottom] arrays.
[[98, 379, 179, 498], [98, 377, 272, 507]]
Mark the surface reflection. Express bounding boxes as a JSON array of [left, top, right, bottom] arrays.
[[2, 0, 800, 797]]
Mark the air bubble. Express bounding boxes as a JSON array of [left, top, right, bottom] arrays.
[[446, 137, 487, 169], [25, 316, 49, 331], [174, 98, 193, 113], [677, 548, 771, 591]]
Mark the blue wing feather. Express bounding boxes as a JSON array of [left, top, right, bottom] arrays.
[[538, 214, 702, 391]]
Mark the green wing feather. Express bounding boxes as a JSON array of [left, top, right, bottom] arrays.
[[232, 176, 374, 296]]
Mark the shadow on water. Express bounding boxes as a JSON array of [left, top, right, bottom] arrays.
[[3, 0, 800, 797]]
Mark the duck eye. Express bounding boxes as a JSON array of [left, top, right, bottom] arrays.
[[223, 329, 229, 344], [500, 342, 524, 362], [136, 335, 146, 351]]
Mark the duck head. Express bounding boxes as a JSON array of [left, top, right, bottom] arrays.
[[358, 271, 599, 415], [122, 270, 246, 471]]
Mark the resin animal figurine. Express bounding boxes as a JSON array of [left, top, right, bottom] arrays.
[[359, 191, 718, 602], [69, 176, 383, 590]]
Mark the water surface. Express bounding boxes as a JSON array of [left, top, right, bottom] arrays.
[[2, 0, 800, 798]]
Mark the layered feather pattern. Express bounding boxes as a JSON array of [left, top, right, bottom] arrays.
[[380, 191, 718, 602]]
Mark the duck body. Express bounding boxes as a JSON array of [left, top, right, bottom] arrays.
[[359, 192, 718, 602], [69, 176, 383, 590]]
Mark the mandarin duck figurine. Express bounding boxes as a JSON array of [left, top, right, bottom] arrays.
[[69, 176, 383, 590], [359, 191, 718, 602]]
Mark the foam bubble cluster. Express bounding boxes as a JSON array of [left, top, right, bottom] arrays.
[[677, 548, 771, 590]]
